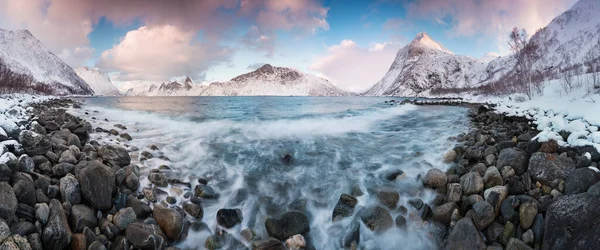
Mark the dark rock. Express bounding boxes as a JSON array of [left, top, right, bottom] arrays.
[[375, 188, 399, 209], [0, 182, 18, 221], [58, 150, 77, 164], [194, 185, 219, 199], [432, 202, 458, 224], [543, 191, 600, 249], [564, 167, 600, 195], [395, 215, 407, 228], [519, 201, 537, 229], [100, 220, 119, 240], [97, 145, 130, 167], [71, 233, 87, 250], [148, 173, 168, 187], [42, 199, 72, 250], [88, 241, 106, 250], [496, 141, 517, 152], [528, 152, 576, 185], [506, 177, 526, 195], [15, 203, 35, 222], [113, 207, 136, 231], [332, 194, 357, 222], [484, 222, 504, 244], [119, 133, 132, 141], [18, 155, 34, 173], [483, 166, 503, 189], [126, 195, 152, 219], [252, 238, 285, 250], [35, 203, 49, 225], [574, 146, 600, 162], [500, 196, 519, 224], [216, 208, 243, 228], [183, 203, 203, 219], [445, 218, 485, 250], [497, 148, 528, 175], [28, 233, 42, 250], [0, 218, 10, 244], [461, 172, 484, 195], [507, 238, 533, 250], [0, 164, 11, 182], [153, 204, 184, 240], [358, 206, 393, 233], [125, 222, 167, 250], [384, 169, 406, 181], [265, 210, 310, 240], [576, 155, 592, 168], [52, 163, 75, 177], [419, 204, 432, 220], [422, 168, 447, 189], [59, 174, 81, 204], [532, 214, 544, 246], [19, 130, 51, 155], [471, 201, 494, 230], [499, 221, 516, 245], [10, 221, 35, 236], [76, 161, 115, 210], [70, 204, 97, 233], [11, 172, 36, 206], [447, 183, 462, 202]]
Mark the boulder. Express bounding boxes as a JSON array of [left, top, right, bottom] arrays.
[[422, 168, 448, 189], [76, 161, 115, 210], [97, 145, 130, 167], [543, 191, 600, 249], [519, 202, 537, 229], [447, 183, 462, 202], [59, 174, 81, 204], [265, 210, 310, 240], [497, 148, 528, 175], [18, 155, 34, 173], [18, 130, 51, 156], [153, 204, 184, 240], [564, 167, 600, 195], [216, 208, 243, 229], [194, 185, 219, 199], [42, 199, 72, 249], [125, 222, 167, 250], [472, 201, 495, 230], [113, 207, 136, 232], [332, 194, 358, 222], [183, 203, 203, 220], [0, 182, 18, 221], [483, 166, 503, 189], [528, 152, 575, 185], [445, 218, 485, 250], [375, 188, 399, 209], [358, 206, 393, 233], [58, 150, 77, 164], [0, 218, 9, 243], [507, 238, 533, 250], [35, 203, 49, 225], [11, 172, 36, 206], [70, 204, 97, 233], [461, 172, 484, 195], [432, 202, 458, 224]]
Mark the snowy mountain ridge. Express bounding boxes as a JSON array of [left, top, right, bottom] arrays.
[[0, 29, 93, 95], [74, 67, 121, 96], [125, 64, 351, 96]]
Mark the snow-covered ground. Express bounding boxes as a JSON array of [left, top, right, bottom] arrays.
[[461, 72, 600, 151]]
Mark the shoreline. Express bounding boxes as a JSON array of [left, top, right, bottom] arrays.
[[1, 96, 598, 250]]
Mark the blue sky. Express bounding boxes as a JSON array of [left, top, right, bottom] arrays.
[[0, 0, 576, 91]]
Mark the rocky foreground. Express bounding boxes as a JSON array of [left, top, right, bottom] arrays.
[[421, 105, 600, 250]]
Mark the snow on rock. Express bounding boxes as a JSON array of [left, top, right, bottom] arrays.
[[75, 67, 121, 96], [0, 94, 48, 138], [0, 29, 94, 95], [125, 64, 351, 96]]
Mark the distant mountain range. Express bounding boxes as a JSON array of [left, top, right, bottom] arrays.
[[1, 0, 598, 97], [124, 64, 351, 96]]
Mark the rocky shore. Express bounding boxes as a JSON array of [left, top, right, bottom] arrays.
[[421, 105, 600, 250]]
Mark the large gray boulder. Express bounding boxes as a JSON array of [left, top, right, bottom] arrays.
[[0, 182, 18, 221], [42, 199, 72, 249], [265, 210, 310, 240], [18, 130, 51, 156], [98, 145, 130, 167], [125, 222, 167, 250], [445, 218, 485, 250], [528, 152, 576, 185], [564, 167, 600, 195], [76, 161, 115, 210], [497, 148, 528, 175]]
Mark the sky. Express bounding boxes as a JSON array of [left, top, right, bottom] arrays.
[[0, 0, 577, 92]]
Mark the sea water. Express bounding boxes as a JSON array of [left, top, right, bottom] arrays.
[[72, 96, 469, 250]]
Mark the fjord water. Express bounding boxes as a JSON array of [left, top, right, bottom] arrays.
[[74, 96, 469, 249]]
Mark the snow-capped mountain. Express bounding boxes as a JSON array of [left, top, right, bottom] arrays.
[[363, 32, 489, 96], [74, 67, 121, 96], [0, 29, 93, 95], [125, 64, 350, 96]]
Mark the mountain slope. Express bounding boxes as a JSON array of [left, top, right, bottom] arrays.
[[125, 64, 350, 96], [0, 29, 93, 95], [363, 32, 488, 96], [74, 67, 121, 96]]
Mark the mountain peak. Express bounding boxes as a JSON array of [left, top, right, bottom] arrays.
[[410, 31, 453, 55]]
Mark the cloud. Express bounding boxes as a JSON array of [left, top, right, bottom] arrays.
[[383, 18, 404, 30], [403, 0, 577, 52], [310, 40, 402, 92], [241, 26, 276, 57], [57, 46, 95, 67], [247, 63, 268, 70], [240, 0, 330, 33], [97, 25, 231, 81]]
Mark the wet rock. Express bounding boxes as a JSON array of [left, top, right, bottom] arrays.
[[97, 145, 130, 167], [10, 220, 35, 236], [153, 204, 184, 240], [497, 148, 528, 175], [19, 130, 51, 156], [422, 168, 448, 189], [0, 182, 18, 221], [12, 172, 36, 206], [0, 218, 9, 243], [285, 234, 306, 250], [59, 174, 81, 204], [70, 204, 97, 233], [216, 208, 243, 229], [359, 206, 393, 233], [265, 210, 310, 240], [142, 187, 157, 202], [76, 161, 115, 210], [126, 195, 152, 219], [483, 166, 503, 189], [445, 218, 485, 250], [395, 215, 407, 228], [52, 163, 75, 177], [447, 183, 462, 202], [528, 152, 575, 185], [252, 238, 285, 250], [432, 202, 458, 224], [461, 172, 484, 195], [125, 222, 167, 250], [472, 201, 494, 230], [544, 191, 600, 249], [119, 133, 132, 141], [67, 134, 81, 148], [564, 167, 600, 195], [500, 197, 519, 224], [443, 150, 457, 163], [42, 199, 72, 250], [0, 164, 11, 182], [194, 185, 219, 199], [183, 203, 203, 220], [58, 150, 77, 164], [148, 173, 168, 187], [375, 188, 399, 209], [384, 169, 406, 181], [332, 194, 357, 222], [282, 154, 293, 166]]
